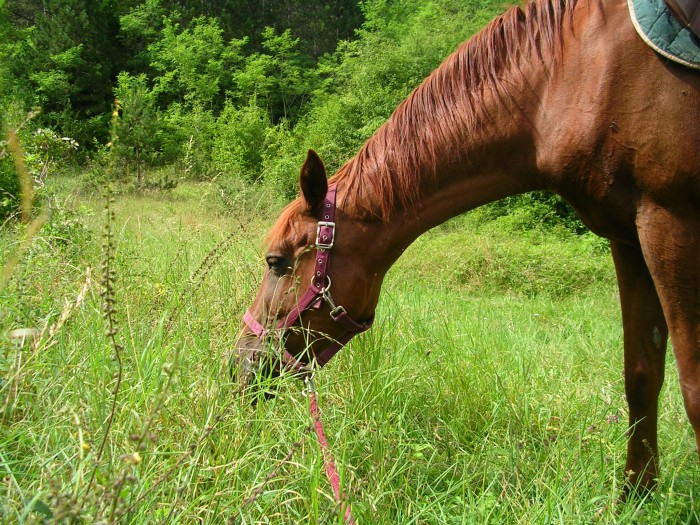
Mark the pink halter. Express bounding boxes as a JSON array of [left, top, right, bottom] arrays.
[[243, 184, 374, 371]]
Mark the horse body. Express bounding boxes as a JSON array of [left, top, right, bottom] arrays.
[[545, 2, 700, 489], [236, 0, 700, 495], [540, 1, 700, 243]]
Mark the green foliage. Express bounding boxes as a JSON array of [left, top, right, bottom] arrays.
[[2, 0, 121, 146], [24, 128, 79, 187], [0, 153, 20, 221], [400, 215, 610, 297], [146, 17, 316, 181], [30, 45, 85, 110], [235, 27, 317, 123], [147, 0, 364, 60], [111, 72, 161, 183], [0, 103, 28, 221], [162, 102, 216, 179], [0, 105, 79, 221], [118, 0, 168, 72], [212, 98, 272, 182], [40, 201, 94, 257], [476, 192, 588, 234], [149, 15, 242, 109]]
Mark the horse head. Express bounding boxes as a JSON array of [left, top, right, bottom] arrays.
[[233, 150, 380, 389]]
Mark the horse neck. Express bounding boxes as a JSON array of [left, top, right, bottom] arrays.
[[339, 68, 546, 269], [331, 0, 597, 269]]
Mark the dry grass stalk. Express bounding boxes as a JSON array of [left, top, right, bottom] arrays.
[[0, 129, 48, 291], [1, 267, 93, 416], [7, 130, 33, 222]]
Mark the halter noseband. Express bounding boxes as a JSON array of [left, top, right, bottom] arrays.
[[242, 184, 374, 372]]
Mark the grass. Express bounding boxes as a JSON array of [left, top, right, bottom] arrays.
[[0, 177, 698, 524]]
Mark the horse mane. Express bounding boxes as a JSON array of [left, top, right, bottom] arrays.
[[269, 0, 585, 243], [331, 0, 584, 220]]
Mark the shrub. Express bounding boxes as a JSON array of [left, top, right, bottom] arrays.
[[25, 128, 79, 187], [0, 105, 78, 221], [0, 151, 20, 222], [111, 72, 161, 184], [161, 103, 215, 180], [475, 192, 587, 234], [212, 99, 272, 182]]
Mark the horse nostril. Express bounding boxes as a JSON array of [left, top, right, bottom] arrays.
[[242, 358, 257, 382], [232, 356, 253, 384], [227, 346, 255, 383]]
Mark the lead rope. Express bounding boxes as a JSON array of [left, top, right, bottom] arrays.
[[305, 376, 356, 525], [234, 378, 356, 525]]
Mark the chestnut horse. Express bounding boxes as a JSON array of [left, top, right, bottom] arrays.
[[235, 0, 700, 495]]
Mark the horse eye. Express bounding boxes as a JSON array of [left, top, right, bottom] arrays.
[[265, 255, 290, 275]]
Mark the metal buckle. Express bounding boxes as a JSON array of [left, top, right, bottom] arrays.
[[303, 374, 316, 396], [316, 221, 335, 250], [329, 305, 346, 321]]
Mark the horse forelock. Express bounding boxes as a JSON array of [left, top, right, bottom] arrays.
[[265, 199, 306, 250], [330, 0, 588, 221]]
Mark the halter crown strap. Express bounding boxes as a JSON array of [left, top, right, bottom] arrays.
[[243, 184, 374, 370]]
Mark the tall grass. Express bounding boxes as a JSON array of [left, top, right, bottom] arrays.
[[0, 177, 697, 524]]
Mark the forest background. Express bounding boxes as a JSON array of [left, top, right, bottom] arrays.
[[0, 0, 576, 229]]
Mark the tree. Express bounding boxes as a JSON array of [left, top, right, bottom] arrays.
[[111, 72, 160, 184], [235, 27, 317, 124], [212, 98, 272, 181], [149, 0, 363, 59], [149, 15, 244, 109], [1, 0, 123, 147], [117, 0, 168, 74]]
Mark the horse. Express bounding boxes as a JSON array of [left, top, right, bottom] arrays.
[[234, 0, 700, 497]]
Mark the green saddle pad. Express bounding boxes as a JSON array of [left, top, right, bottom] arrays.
[[629, 0, 700, 69]]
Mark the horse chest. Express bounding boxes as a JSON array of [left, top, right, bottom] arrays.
[[560, 176, 640, 243]]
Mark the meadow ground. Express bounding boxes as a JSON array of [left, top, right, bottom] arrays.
[[0, 179, 698, 524]]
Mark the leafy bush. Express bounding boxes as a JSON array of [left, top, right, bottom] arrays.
[[212, 99, 272, 182], [111, 72, 161, 184], [164, 103, 216, 180], [0, 151, 20, 222], [25, 128, 79, 187], [0, 106, 78, 221], [259, 120, 304, 198], [475, 192, 587, 234], [149, 15, 241, 109], [234, 27, 318, 124]]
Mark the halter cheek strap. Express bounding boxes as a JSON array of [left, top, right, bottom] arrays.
[[243, 184, 374, 370]]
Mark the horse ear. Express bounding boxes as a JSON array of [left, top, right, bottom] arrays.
[[299, 149, 328, 216]]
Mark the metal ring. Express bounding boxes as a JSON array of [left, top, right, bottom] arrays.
[[311, 275, 331, 292]]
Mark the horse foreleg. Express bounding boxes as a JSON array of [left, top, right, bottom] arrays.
[[611, 240, 668, 495], [637, 203, 700, 478]]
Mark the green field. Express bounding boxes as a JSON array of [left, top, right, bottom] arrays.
[[1, 180, 698, 524]]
